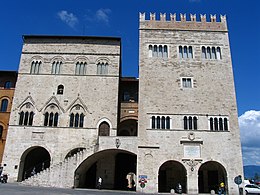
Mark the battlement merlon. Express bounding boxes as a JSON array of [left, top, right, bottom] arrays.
[[139, 13, 227, 32]]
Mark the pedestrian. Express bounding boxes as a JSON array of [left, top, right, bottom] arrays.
[[97, 177, 102, 190], [218, 182, 226, 195]]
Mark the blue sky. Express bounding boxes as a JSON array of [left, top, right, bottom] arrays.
[[0, 0, 260, 165]]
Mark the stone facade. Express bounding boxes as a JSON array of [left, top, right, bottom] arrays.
[[2, 13, 243, 194]]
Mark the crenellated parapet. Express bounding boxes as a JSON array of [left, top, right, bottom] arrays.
[[139, 12, 227, 31]]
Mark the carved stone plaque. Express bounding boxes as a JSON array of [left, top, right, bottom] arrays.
[[32, 132, 45, 141], [184, 145, 200, 158]]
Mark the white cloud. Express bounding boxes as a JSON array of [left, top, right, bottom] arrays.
[[85, 8, 111, 25], [239, 110, 260, 165], [57, 10, 78, 28]]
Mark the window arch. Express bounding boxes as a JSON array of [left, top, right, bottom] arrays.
[[98, 122, 110, 136], [69, 105, 85, 128], [216, 47, 222, 59], [0, 99, 8, 112], [148, 45, 153, 57], [0, 125, 3, 139], [206, 47, 211, 59], [57, 85, 64, 95], [43, 104, 59, 127], [158, 45, 163, 58], [163, 45, 168, 58], [212, 47, 217, 59], [30, 60, 41, 74], [97, 62, 108, 75], [179, 46, 193, 59], [201, 46, 206, 59], [19, 110, 34, 126], [4, 81, 12, 89], [149, 45, 168, 58], [153, 45, 158, 57]]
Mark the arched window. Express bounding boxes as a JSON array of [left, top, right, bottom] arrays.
[[79, 113, 84, 127], [98, 122, 110, 136], [57, 85, 64, 95], [70, 112, 84, 128], [151, 116, 155, 129], [51, 61, 61, 74], [206, 47, 211, 59], [4, 81, 12, 89], [75, 113, 79, 127], [210, 117, 214, 130], [158, 45, 163, 58], [163, 45, 168, 58], [148, 45, 153, 57], [179, 46, 183, 59], [49, 113, 54, 126], [29, 111, 34, 126], [184, 116, 188, 130], [0, 125, 3, 139], [201, 46, 206, 59], [30, 61, 41, 74], [183, 46, 188, 59], [44, 112, 49, 126], [193, 116, 198, 130], [75, 62, 86, 75], [216, 47, 221, 59], [0, 99, 8, 112], [19, 111, 24, 125], [212, 47, 217, 59], [224, 118, 228, 130], [219, 118, 223, 131], [153, 45, 158, 57], [166, 116, 170, 129], [161, 116, 165, 129], [156, 116, 160, 129], [214, 118, 218, 131], [24, 112, 29, 126], [54, 113, 59, 127], [97, 62, 108, 75], [188, 46, 193, 58], [70, 113, 74, 127], [18, 103, 34, 126]]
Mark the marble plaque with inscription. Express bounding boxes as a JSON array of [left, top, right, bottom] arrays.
[[184, 145, 200, 158]]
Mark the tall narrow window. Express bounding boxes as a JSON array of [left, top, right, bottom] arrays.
[[158, 45, 163, 58], [212, 47, 217, 59], [163, 45, 168, 59], [30, 61, 41, 74], [29, 112, 34, 126], [97, 62, 108, 75], [70, 113, 74, 127], [216, 47, 221, 59], [206, 47, 211, 59], [148, 45, 153, 57], [79, 113, 84, 127], [219, 118, 223, 131], [161, 116, 165, 129], [75, 113, 79, 127], [183, 46, 188, 59], [201, 46, 206, 59], [75, 62, 86, 75], [188, 46, 193, 58], [49, 113, 54, 127], [44, 112, 49, 126], [182, 78, 192, 88], [151, 116, 155, 129], [52, 61, 61, 74], [179, 46, 183, 59], [98, 122, 110, 136], [19, 111, 24, 125], [0, 99, 8, 112], [188, 116, 193, 130], [224, 118, 228, 130], [166, 116, 170, 129], [24, 112, 29, 126], [193, 117, 198, 130], [210, 117, 214, 130], [54, 113, 59, 127], [4, 81, 11, 89], [156, 116, 160, 129], [214, 118, 218, 131], [184, 116, 188, 130], [0, 125, 3, 139], [153, 45, 158, 57]]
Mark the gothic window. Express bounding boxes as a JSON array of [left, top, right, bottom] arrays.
[[0, 125, 3, 139], [206, 47, 211, 59], [0, 99, 8, 112], [212, 47, 217, 59], [201, 46, 206, 59], [188, 46, 193, 59], [148, 45, 153, 57], [30, 60, 41, 74], [75, 62, 86, 75], [163, 45, 168, 58], [44, 112, 59, 127], [158, 45, 163, 58], [51, 61, 62, 74], [209, 117, 228, 131], [179, 46, 183, 59], [153, 45, 158, 57], [97, 62, 108, 75], [183, 46, 188, 59], [19, 111, 34, 126], [98, 122, 110, 136], [184, 116, 197, 130], [4, 81, 12, 89], [188, 116, 193, 130], [79, 113, 84, 127], [69, 104, 85, 128], [182, 78, 192, 88], [151, 116, 171, 129], [57, 85, 64, 95]]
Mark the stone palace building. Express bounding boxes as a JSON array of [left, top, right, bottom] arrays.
[[2, 13, 244, 194]]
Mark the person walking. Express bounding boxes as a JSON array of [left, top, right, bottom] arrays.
[[218, 182, 226, 195], [97, 177, 102, 190]]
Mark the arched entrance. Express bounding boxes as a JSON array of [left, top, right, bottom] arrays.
[[118, 119, 138, 136], [18, 146, 51, 181], [98, 122, 110, 136], [74, 149, 136, 191], [198, 161, 227, 194], [158, 161, 187, 193]]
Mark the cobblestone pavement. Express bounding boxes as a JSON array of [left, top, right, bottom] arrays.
[[0, 183, 159, 195]]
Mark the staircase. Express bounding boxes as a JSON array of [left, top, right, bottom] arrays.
[[22, 144, 98, 188]]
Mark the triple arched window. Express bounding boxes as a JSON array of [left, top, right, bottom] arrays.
[[209, 117, 228, 131], [179, 46, 193, 59], [51, 61, 62, 74], [0, 99, 8, 112], [75, 62, 87, 75], [44, 112, 59, 127], [151, 116, 171, 129], [30, 60, 41, 74], [69, 113, 84, 128], [201, 46, 221, 60], [184, 116, 198, 130], [148, 45, 168, 58], [97, 62, 108, 75], [19, 111, 34, 126]]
